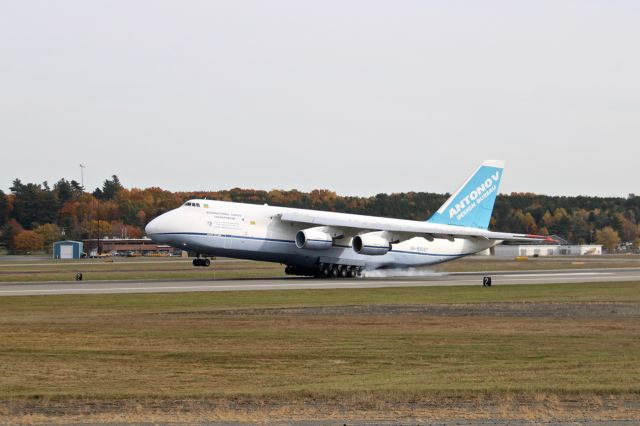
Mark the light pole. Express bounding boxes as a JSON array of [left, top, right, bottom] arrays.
[[95, 176, 101, 255], [83, 164, 100, 256], [79, 164, 85, 190]]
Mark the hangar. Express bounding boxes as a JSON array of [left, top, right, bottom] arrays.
[[494, 244, 602, 257], [52, 241, 84, 259]]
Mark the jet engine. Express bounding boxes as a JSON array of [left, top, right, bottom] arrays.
[[351, 234, 391, 256], [295, 229, 333, 250]]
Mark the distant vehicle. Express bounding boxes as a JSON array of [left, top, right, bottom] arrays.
[[125, 251, 135, 257], [146, 160, 554, 278]]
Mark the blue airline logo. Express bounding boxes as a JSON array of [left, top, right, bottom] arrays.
[[448, 170, 500, 221], [428, 162, 503, 229]]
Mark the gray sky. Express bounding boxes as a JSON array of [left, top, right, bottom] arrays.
[[1, 1, 638, 197]]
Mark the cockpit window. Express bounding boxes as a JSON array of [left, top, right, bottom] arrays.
[[195, 203, 200, 207]]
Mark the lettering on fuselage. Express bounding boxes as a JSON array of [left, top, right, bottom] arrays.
[[448, 171, 500, 221], [207, 211, 244, 230]]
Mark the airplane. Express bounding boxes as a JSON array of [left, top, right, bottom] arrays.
[[145, 160, 553, 278]]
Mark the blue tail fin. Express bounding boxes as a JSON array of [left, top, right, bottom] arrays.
[[427, 160, 504, 229]]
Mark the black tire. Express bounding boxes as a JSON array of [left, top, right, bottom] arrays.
[[204, 259, 211, 267], [340, 268, 348, 278], [331, 266, 339, 278], [193, 259, 199, 267]]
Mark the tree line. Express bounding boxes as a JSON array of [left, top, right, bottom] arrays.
[[0, 175, 638, 253]]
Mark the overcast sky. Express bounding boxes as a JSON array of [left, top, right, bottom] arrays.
[[1, 1, 638, 197]]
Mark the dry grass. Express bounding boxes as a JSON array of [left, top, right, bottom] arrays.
[[1, 283, 640, 422], [2, 394, 638, 424]]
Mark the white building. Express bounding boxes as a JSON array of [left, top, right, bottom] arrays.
[[494, 244, 602, 257]]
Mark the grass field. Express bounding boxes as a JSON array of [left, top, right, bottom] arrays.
[[1, 282, 640, 423], [0, 254, 639, 283], [0, 257, 286, 282]]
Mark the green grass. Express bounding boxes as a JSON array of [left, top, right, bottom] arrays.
[[1, 282, 639, 401]]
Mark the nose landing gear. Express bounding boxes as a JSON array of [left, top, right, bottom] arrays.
[[193, 258, 211, 267]]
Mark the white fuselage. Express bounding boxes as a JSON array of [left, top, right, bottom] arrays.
[[145, 200, 497, 270]]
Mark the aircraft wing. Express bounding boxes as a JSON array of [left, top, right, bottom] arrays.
[[278, 211, 555, 243]]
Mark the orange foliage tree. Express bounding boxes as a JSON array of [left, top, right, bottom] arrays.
[[13, 231, 44, 253]]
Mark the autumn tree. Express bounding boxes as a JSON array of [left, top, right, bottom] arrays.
[[13, 231, 44, 253], [34, 223, 63, 253], [595, 226, 621, 253], [1, 219, 24, 253], [80, 220, 112, 239], [135, 210, 147, 227], [614, 212, 638, 243], [3, 174, 640, 247], [110, 221, 142, 239]]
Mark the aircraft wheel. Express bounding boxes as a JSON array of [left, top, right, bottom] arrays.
[[348, 269, 356, 278], [322, 265, 331, 277], [193, 259, 199, 267], [340, 268, 348, 278], [204, 259, 211, 267], [331, 266, 339, 278]]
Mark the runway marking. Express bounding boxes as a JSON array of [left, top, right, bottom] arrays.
[[499, 272, 614, 278]]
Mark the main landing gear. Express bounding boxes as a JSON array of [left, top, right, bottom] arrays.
[[285, 263, 361, 279], [193, 258, 211, 267]]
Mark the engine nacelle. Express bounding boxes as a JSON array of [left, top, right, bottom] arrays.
[[352, 234, 391, 256], [295, 229, 333, 250]]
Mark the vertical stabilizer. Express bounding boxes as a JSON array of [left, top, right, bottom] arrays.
[[427, 160, 504, 229]]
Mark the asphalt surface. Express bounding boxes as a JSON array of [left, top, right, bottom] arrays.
[[0, 268, 639, 296]]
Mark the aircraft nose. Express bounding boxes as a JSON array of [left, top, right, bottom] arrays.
[[145, 216, 161, 237], [145, 213, 171, 238], [145, 208, 184, 242]]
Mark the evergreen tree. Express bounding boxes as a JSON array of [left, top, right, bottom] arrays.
[[95, 175, 124, 200], [0, 190, 9, 227]]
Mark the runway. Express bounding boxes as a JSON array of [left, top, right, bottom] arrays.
[[1, 268, 639, 296]]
